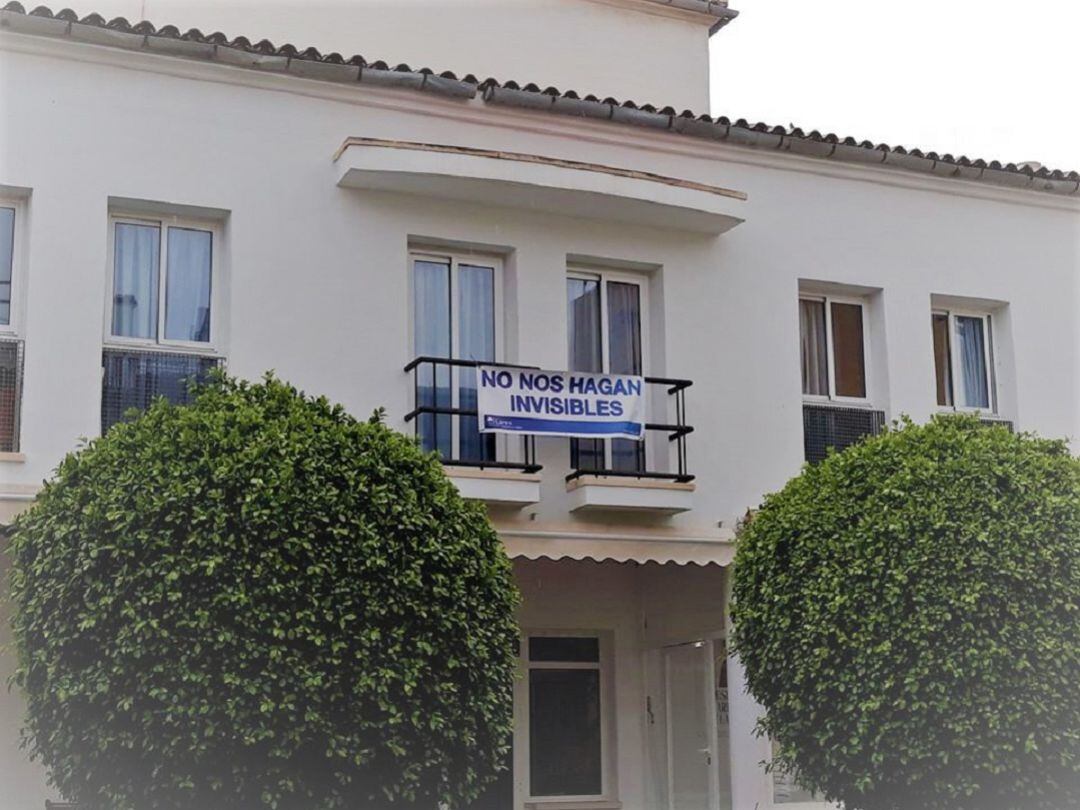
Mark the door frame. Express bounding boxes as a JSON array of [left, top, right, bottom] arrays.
[[661, 638, 725, 810]]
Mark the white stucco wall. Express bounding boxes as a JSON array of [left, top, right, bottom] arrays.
[[0, 25, 1078, 810], [58, 0, 714, 111]]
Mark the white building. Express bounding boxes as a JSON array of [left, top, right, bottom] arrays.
[[0, 1, 1077, 808]]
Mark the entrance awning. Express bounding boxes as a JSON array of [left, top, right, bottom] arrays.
[[500, 527, 735, 566]]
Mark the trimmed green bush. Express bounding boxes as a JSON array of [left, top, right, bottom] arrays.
[[9, 374, 519, 810], [732, 415, 1080, 810]]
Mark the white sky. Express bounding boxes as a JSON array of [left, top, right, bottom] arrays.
[[710, 0, 1080, 172]]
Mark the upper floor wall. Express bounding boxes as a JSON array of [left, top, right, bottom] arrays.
[[60, 0, 720, 110], [0, 30, 1078, 535]]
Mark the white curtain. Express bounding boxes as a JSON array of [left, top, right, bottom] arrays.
[[956, 316, 989, 408], [567, 278, 604, 471], [607, 281, 644, 472], [458, 264, 495, 461], [164, 227, 212, 342], [112, 223, 160, 339], [567, 278, 602, 373], [799, 299, 828, 396], [413, 259, 451, 456]]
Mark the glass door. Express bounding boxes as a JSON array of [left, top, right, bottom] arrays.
[[665, 642, 717, 810], [413, 252, 499, 462], [566, 270, 646, 473]]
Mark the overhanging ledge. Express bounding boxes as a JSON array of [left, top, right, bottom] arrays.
[[335, 138, 746, 234]]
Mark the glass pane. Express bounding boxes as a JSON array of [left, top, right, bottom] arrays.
[[414, 259, 452, 457], [608, 281, 645, 473], [111, 222, 160, 339], [529, 636, 600, 663], [529, 668, 602, 797], [799, 299, 828, 396], [956, 315, 990, 409], [830, 302, 866, 398], [932, 312, 953, 407], [459, 264, 496, 462], [164, 227, 213, 342], [0, 207, 14, 326], [567, 277, 603, 471]]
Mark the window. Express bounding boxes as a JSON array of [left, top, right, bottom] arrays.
[[101, 213, 222, 435], [524, 633, 612, 800], [932, 310, 994, 411], [107, 216, 217, 347], [412, 251, 501, 461], [567, 268, 646, 473], [1, 203, 23, 453], [800, 296, 867, 400], [0, 205, 14, 328]]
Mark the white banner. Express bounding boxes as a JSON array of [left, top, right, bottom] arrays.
[[477, 365, 646, 441]]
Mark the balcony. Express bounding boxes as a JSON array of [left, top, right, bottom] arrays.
[[802, 402, 886, 463], [101, 347, 223, 434], [565, 376, 694, 514], [405, 357, 695, 513], [404, 356, 542, 507]]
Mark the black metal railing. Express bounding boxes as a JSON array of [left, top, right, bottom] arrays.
[[0, 336, 24, 453], [803, 402, 886, 463], [404, 356, 541, 473], [101, 347, 223, 434], [566, 375, 694, 483]]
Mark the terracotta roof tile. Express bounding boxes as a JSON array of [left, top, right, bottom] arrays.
[[1, 1, 1076, 194]]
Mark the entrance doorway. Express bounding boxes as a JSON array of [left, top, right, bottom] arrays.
[[662, 640, 732, 810]]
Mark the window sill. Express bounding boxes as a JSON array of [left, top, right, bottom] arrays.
[[0, 452, 26, 463], [524, 801, 622, 810]]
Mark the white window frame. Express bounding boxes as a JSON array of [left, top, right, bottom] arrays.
[[515, 630, 617, 805], [933, 308, 996, 413], [409, 249, 505, 458], [0, 198, 26, 337], [104, 213, 222, 354], [799, 294, 871, 406], [567, 266, 651, 470]]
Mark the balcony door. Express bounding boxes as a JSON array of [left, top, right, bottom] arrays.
[[412, 251, 501, 462], [566, 269, 646, 474]]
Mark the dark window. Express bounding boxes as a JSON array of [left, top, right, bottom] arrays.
[[529, 636, 600, 663], [529, 668, 602, 796], [830, 302, 866, 398]]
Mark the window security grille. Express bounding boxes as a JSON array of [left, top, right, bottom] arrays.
[[803, 403, 885, 464], [0, 337, 24, 452], [101, 348, 222, 434]]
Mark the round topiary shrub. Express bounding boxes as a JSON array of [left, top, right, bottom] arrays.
[[731, 415, 1080, 810], [9, 374, 519, 810]]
